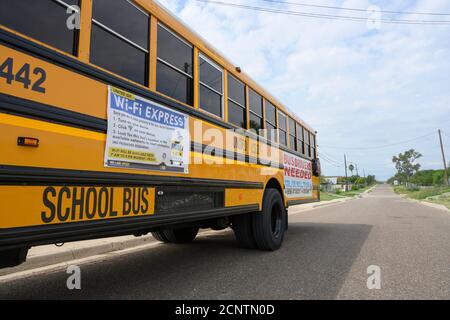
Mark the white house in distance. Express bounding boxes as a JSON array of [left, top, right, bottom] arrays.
[[322, 176, 351, 192]]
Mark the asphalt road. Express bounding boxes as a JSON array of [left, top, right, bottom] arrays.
[[1, 184, 450, 299]]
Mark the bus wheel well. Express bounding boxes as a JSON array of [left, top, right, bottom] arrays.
[[265, 178, 284, 202]]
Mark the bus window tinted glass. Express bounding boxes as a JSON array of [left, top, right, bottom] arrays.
[[266, 122, 277, 142], [0, 0, 79, 55], [249, 89, 263, 116], [157, 25, 193, 75], [91, 24, 147, 85], [156, 61, 193, 105], [279, 131, 287, 146], [92, 0, 149, 49], [157, 24, 193, 105], [288, 118, 296, 136], [90, 0, 149, 85], [228, 75, 245, 106], [199, 57, 222, 93], [250, 113, 263, 131], [265, 101, 276, 125], [290, 136, 296, 150], [278, 112, 287, 131], [199, 56, 223, 117], [228, 100, 246, 128], [200, 85, 222, 117]]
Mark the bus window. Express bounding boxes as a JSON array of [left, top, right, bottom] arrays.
[[278, 111, 287, 147], [227, 74, 246, 128], [265, 101, 277, 143], [0, 0, 80, 55], [304, 129, 311, 158], [310, 133, 316, 159], [249, 89, 263, 133], [90, 0, 149, 85], [199, 54, 223, 118], [288, 117, 297, 151], [296, 123, 304, 155], [157, 23, 193, 105]]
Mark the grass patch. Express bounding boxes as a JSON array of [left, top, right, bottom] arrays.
[[320, 185, 375, 202], [320, 193, 343, 201], [393, 186, 450, 200], [426, 196, 450, 209]]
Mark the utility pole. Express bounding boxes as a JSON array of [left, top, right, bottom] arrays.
[[355, 164, 359, 176], [344, 154, 349, 192], [438, 129, 449, 186]]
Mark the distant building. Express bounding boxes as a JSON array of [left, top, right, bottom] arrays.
[[324, 177, 338, 185], [322, 176, 349, 192]]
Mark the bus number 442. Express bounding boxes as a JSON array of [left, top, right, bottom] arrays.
[[0, 57, 46, 93]]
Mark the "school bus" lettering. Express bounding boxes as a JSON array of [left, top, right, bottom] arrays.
[[41, 187, 150, 223]]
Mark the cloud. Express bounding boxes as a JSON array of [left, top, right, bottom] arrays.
[[158, 0, 450, 180]]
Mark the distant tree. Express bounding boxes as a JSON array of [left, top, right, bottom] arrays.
[[432, 170, 444, 186], [392, 149, 422, 184], [348, 164, 355, 176], [411, 170, 434, 186], [355, 177, 366, 185], [366, 175, 376, 185]]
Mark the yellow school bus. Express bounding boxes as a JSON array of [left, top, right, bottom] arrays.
[[0, 0, 320, 267]]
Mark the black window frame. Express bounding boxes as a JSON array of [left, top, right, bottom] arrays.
[[310, 132, 316, 159], [296, 123, 304, 155], [248, 88, 263, 134], [199, 53, 224, 118], [278, 111, 287, 147], [156, 22, 194, 105], [265, 100, 277, 143], [304, 128, 311, 158], [90, 0, 149, 86], [227, 74, 246, 129], [288, 117, 297, 151]]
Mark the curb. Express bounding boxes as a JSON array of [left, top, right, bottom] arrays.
[[398, 194, 450, 213], [288, 185, 376, 216], [0, 235, 156, 277], [410, 198, 449, 212]]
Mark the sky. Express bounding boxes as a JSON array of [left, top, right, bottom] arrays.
[[157, 0, 450, 180]]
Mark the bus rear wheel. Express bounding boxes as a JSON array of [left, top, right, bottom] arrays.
[[252, 188, 286, 251], [161, 227, 199, 243], [151, 230, 170, 243], [231, 213, 257, 249], [0, 248, 28, 268]]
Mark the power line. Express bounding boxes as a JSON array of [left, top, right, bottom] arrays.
[[194, 0, 450, 25], [319, 131, 437, 150], [319, 154, 342, 167], [318, 150, 342, 165], [256, 0, 450, 16], [319, 154, 341, 167]]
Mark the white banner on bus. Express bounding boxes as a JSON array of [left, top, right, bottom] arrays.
[[283, 152, 313, 198], [104, 86, 190, 174]]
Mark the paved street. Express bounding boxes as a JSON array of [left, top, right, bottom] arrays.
[[1, 184, 450, 299]]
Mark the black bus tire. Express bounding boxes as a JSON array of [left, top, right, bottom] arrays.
[[231, 213, 257, 249], [0, 247, 28, 268], [151, 231, 171, 243], [163, 227, 199, 243], [252, 188, 286, 251]]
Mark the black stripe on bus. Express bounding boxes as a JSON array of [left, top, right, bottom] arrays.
[[0, 93, 106, 132], [0, 204, 260, 250], [0, 27, 314, 163], [0, 165, 264, 189]]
